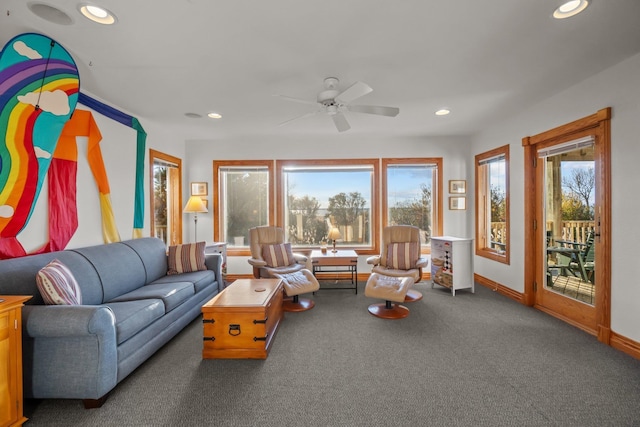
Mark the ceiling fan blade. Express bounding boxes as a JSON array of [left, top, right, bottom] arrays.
[[331, 112, 351, 132], [348, 104, 399, 117], [335, 81, 373, 105], [274, 94, 317, 105], [278, 111, 319, 127]]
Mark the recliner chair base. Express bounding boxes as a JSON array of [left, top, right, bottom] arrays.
[[367, 301, 410, 319], [283, 295, 315, 312]]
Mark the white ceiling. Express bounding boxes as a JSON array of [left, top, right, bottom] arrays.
[[2, 0, 640, 141]]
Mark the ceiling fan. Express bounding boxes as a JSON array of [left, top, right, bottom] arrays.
[[276, 77, 399, 132]]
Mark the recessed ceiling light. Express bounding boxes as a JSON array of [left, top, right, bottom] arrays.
[[435, 109, 451, 116], [78, 4, 117, 24], [207, 112, 222, 119], [28, 3, 74, 25], [553, 0, 589, 19]]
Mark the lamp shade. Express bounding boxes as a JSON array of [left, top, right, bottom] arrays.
[[328, 227, 341, 241], [183, 196, 208, 213]]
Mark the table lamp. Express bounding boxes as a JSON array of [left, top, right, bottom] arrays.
[[183, 196, 208, 241], [328, 227, 341, 253]]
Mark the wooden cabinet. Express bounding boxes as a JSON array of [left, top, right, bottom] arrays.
[[431, 236, 474, 296], [0, 296, 30, 427]]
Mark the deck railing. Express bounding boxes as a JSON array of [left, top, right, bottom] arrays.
[[489, 220, 595, 248]]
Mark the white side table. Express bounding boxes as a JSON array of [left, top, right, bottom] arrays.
[[205, 242, 228, 283]]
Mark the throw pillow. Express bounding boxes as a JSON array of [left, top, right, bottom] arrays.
[[386, 242, 420, 270], [36, 259, 82, 305], [167, 241, 207, 275], [262, 243, 294, 268]]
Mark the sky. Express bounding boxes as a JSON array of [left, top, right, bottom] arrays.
[[285, 166, 433, 208]]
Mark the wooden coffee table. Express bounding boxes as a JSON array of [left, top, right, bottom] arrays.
[[201, 278, 283, 359], [310, 249, 358, 293]]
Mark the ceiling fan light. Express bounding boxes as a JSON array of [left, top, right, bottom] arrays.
[[553, 0, 589, 19]]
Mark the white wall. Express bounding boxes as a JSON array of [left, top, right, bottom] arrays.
[[470, 52, 640, 342], [184, 135, 473, 276]]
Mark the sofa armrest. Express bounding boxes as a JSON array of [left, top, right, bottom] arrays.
[[26, 305, 115, 337], [22, 305, 118, 400], [204, 253, 223, 291]]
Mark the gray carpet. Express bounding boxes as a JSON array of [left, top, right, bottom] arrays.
[[24, 282, 640, 426]]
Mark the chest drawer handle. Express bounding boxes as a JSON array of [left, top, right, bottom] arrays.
[[254, 333, 269, 342], [228, 324, 241, 336], [253, 317, 268, 324]]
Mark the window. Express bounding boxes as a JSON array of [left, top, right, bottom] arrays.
[[475, 145, 510, 264], [214, 161, 274, 253], [382, 158, 442, 250], [277, 159, 378, 254], [149, 150, 182, 247]]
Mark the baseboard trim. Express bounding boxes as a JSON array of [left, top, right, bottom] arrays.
[[474, 273, 524, 303], [610, 331, 640, 360]]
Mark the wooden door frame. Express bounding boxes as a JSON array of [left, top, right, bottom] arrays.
[[149, 149, 183, 245], [522, 107, 611, 344]]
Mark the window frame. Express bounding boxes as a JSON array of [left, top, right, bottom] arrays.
[[475, 144, 510, 264], [381, 158, 443, 254], [276, 159, 379, 255], [213, 160, 275, 256]]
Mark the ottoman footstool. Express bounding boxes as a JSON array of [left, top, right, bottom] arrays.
[[364, 273, 415, 319], [274, 269, 320, 312]]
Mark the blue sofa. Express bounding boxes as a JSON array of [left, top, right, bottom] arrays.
[[0, 237, 222, 408]]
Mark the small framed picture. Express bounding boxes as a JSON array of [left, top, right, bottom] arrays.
[[449, 180, 466, 194], [449, 196, 466, 210], [191, 182, 208, 196]]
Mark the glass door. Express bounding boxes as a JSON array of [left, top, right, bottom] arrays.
[[542, 140, 596, 306], [524, 108, 610, 340]]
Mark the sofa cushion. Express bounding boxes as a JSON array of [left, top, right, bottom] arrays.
[[120, 237, 169, 283], [262, 243, 294, 268], [36, 259, 82, 305], [167, 242, 206, 275], [386, 242, 419, 270], [151, 270, 216, 293], [108, 282, 195, 313], [103, 300, 165, 345], [72, 242, 147, 302]]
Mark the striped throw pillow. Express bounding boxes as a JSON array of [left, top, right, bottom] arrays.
[[386, 242, 420, 270], [36, 259, 82, 305], [262, 243, 294, 268], [167, 241, 206, 275]]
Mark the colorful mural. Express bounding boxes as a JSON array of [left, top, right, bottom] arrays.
[[0, 33, 79, 257]]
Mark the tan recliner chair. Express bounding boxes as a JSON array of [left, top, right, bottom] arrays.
[[366, 225, 428, 302], [247, 226, 319, 311]]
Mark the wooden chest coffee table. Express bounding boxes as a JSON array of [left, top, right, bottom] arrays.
[[201, 278, 283, 359]]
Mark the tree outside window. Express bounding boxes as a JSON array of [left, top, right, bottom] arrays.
[[383, 159, 442, 249]]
